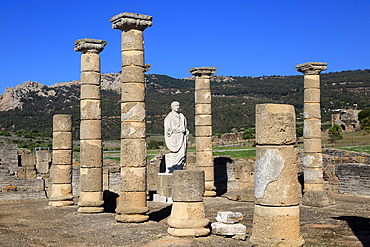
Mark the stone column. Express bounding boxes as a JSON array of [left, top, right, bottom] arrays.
[[189, 67, 217, 197], [49, 114, 74, 207], [168, 170, 210, 237], [296, 62, 332, 207], [74, 39, 106, 213], [110, 12, 152, 223], [250, 104, 304, 247]]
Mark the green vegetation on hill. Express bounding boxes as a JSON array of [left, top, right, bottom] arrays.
[[0, 69, 369, 140]]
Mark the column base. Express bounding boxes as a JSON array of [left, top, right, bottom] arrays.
[[168, 227, 210, 237], [250, 235, 305, 247], [115, 214, 149, 223], [48, 200, 74, 207], [302, 190, 335, 207], [204, 181, 216, 197], [78, 206, 104, 214], [203, 190, 217, 197]]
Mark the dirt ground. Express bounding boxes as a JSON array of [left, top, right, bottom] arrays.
[[0, 194, 369, 247]]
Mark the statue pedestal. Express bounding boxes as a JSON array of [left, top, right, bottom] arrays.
[[153, 173, 173, 204]]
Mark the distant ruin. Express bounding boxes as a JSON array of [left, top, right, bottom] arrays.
[[332, 109, 361, 132]]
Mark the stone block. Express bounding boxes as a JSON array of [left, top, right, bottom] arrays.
[[81, 100, 101, 120], [79, 191, 104, 206], [121, 29, 144, 51], [256, 104, 296, 145], [303, 153, 323, 168], [304, 75, 320, 89], [80, 168, 102, 192], [195, 115, 212, 126], [35, 151, 50, 174], [81, 53, 100, 72], [50, 165, 72, 184], [81, 71, 100, 85], [53, 115, 72, 132], [80, 120, 101, 140], [304, 183, 324, 191], [304, 88, 320, 103], [172, 170, 204, 202], [80, 140, 102, 168], [25, 167, 37, 179], [215, 211, 243, 224], [49, 184, 73, 201], [304, 103, 321, 119], [195, 78, 210, 90], [121, 139, 146, 167], [304, 139, 322, 153], [304, 167, 323, 182], [121, 50, 144, 67], [211, 222, 246, 236], [168, 202, 209, 228], [17, 167, 26, 178], [121, 102, 145, 121], [53, 132, 72, 150], [120, 167, 146, 192], [116, 192, 148, 214], [302, 190, 331, 207], [195, 126, 212, 137], [21, 153, 36, 167], [48, 201, 74, 207], [121, 121, 146, 139], [255, 145, 298, 206], [196, 136, 212, 150], [121, 83, 145, 102], [195, 104, 212, 115], [250, 205, 304, 247], [196, 150, 213, 167], [195, 90, 211, 104], [52, 150, 72, 165], [303, 119, 321, 139], [81, 84, 101, 100], [121, 66, 144, 83]]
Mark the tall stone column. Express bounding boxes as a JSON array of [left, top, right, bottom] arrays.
[[296, 62, 332, 207], [250, 104, 304, 247], [189, 67, 217, 197], [110, 12, 152, 223], [74, 39, 106, 213], [49, 114, 74, 207]]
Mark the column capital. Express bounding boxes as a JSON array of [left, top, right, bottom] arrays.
[[74, 39, 107, 54], [189, 67, 217, 77], [110, 12, 152, 31], [295, 62, 327, 75]]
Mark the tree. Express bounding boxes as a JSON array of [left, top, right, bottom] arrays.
[[242, 128, 255, 140], [358, 107, 370, 129], [328, 124, 343, 143], [296, 126, 303, 138]]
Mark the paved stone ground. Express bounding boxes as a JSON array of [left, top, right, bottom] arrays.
[[0, 194, 369, 247]]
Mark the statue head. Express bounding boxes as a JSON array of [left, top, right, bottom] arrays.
[[171, 101, 180, 113]]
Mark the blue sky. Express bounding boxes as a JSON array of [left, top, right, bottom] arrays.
[[1, 0, 370, 94]]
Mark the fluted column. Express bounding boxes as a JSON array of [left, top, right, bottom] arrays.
[[250, 104, 304, 247], [189, 67, 217, 197], [296, 62, 333, 207], [49, 114, 73, 207], [75, 38, 106, 213], [110, 12, 152, 223]]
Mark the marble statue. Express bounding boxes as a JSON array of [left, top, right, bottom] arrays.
[[164, 101, 189, 172]]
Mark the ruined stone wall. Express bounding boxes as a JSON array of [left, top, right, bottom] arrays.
[[0, 143, 18, 175]]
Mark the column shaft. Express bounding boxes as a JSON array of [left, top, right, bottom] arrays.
[[49, 114, 73, 207], [190, 67, 217, 197]]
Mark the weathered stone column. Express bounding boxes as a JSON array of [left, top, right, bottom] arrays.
[[74, 39, 106, 213], [49, 114, 74, 207], [250, 104, 304, 247], [296, 62, 332, 207], [189, 67, 217, 197], [110, 12, 152, 223], [168, 170, 209, 237]]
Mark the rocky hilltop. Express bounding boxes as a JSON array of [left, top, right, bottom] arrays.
[[0, 73, 233, 112]]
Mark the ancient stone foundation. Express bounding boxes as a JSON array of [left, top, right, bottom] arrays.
[[296, 62, 333, 207], [189, 67, 217, 197], [250, 104, 304, 246], [168, 170, 210, 237], [75, 38, 107, 213], [49, 114, 74, 207], [110, 12, 152, 223]]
